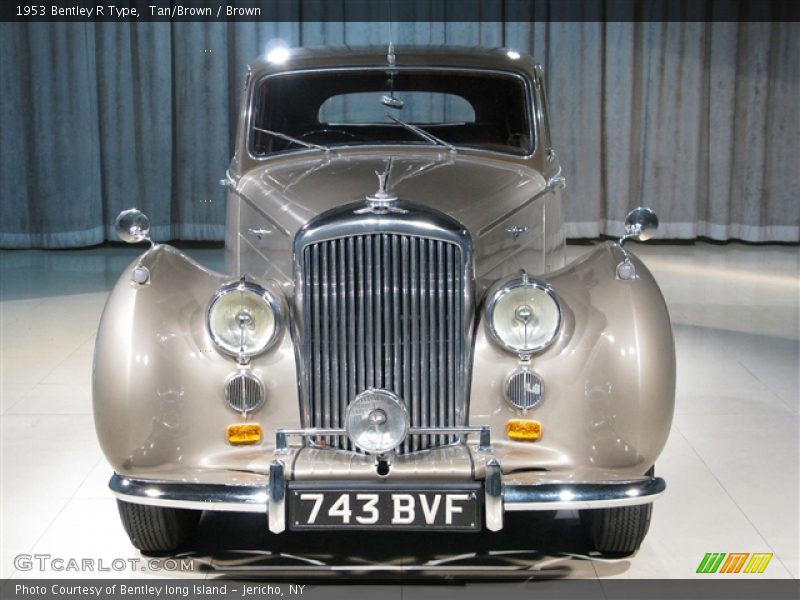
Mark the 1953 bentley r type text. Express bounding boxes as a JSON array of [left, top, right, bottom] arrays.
[[94, 46, 675, 556]]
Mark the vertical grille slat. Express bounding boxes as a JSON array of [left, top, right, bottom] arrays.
[[446, 244, 456, 440], [338, 239, 348, 433], [329, 241, 339, 438], [409, 238, 419, 453], [419, 239, 430, 449], [365, 236, 374, 388], [429, 239, 438, 448], [346, 237, 357, 451], [300, 232, 466, 454]]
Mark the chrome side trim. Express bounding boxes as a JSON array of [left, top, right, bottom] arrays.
[[504, 477, 666, 511], [109, 473, 267, 513], [484, 459, 503, 531], [268, 460, 286, 533]]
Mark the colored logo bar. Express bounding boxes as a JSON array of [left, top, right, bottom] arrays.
[[696, 553, 773, 574]]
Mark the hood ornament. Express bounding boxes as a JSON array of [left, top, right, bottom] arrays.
[[357, 158, 406, 214], [387, 41, 396, 66]]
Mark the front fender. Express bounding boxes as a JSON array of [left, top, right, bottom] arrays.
[[92, 244, 300, 483], [469, 241, 675, 482]]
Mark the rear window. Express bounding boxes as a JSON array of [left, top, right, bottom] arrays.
[[319, 92, 476, 124]]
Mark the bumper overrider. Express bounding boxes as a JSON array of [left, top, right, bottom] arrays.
[[110, 426, 666, 534]]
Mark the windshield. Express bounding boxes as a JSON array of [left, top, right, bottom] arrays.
[[250, 68, 534, 156]]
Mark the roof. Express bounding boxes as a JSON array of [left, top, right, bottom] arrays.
[[247, 45, 540, 80]]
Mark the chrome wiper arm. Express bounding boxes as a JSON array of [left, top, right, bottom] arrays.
[[384, 113, 456, 153], [253, 126, 329, 152]]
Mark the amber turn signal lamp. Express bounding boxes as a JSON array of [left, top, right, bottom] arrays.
[[506, 419, 542, 441], [227, 423, 262, 445]]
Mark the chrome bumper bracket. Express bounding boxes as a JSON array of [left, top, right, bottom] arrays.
[[268, 460, 286, 533], [484, 458, 503, 531]]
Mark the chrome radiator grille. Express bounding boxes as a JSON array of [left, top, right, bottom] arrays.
[[298, 233, 468, 454]]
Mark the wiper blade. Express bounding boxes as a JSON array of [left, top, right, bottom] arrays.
[[253, 126, 329, 152], [384, 113, 456, 153]]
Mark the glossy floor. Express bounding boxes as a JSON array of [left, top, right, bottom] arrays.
[[0, 241, 797, 581]]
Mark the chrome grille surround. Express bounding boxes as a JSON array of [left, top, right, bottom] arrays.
[[293, 200, 475, 454], [225, 371, 265, 414]]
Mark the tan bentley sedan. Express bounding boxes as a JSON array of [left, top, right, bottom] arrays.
[[94, 46, 674, 556]]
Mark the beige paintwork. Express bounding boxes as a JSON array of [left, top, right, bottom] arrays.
[[228, 150, 565, 293], [93, 240, 673, 486], [93, 46, 673, 493]]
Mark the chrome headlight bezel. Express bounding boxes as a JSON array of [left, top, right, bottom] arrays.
[[206, 279, 282, 362], [485, 276, 562, 355]]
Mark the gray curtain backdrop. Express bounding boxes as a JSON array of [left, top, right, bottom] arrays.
[[1, 21, 798, 248]]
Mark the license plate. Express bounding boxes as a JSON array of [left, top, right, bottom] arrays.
[[288, 482, 481, 531]]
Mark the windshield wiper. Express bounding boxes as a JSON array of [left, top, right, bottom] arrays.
[[253, 126, 329, 152], [384, 113, 457, 153]]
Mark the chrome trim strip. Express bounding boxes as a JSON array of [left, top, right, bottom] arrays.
[[268, 460, 286, 533], [274, 425, 490, 453], [504, 477, 666, 511], [109, 473, 267, 513], [246, 66, 537, 162], [485, 459, 503, 532]]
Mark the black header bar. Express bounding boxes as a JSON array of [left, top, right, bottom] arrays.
[[2, 0, 799, 23]]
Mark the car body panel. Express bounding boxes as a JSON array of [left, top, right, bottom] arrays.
[[94, 241, 673, 485], [227, 150, 565, 293]]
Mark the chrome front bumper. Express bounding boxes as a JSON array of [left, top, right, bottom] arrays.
[[109, 470, 666, 533]]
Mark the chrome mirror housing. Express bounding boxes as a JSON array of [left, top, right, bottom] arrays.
[[115, 209, 151, 244], [616, 207, 659, 280], [619, 207, 658, 246]]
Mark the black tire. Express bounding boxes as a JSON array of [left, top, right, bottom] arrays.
[[580, 502, 652, 556], [580, 466, 655, 556], [117, 500, 201, 553]]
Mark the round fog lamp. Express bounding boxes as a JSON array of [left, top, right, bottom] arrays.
[[345, 389, 409, 454]]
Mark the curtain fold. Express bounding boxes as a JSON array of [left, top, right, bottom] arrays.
[[1, 20, 797, 248]]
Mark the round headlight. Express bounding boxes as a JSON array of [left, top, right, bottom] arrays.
[[486, 276, 562, 354], [345, 389, 409, 454], [207, 280, 281, 360]]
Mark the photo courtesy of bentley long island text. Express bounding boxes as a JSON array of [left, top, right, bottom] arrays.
[[96, 46, 674, 556]]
